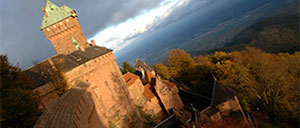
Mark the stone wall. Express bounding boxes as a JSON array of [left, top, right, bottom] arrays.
[[33, 82, 59, 111], [128, 79, 144, 103], [143, 97, 164, 120], [210, 112, 223, 122], [67, 52, 134, 127], [33, 51, 187, 127], [35, 52, 135, 128], [42, 16, 89, 54], [154, 79, 184, 114], [35, 82, 109, 128], [217, 96, 246, 120]]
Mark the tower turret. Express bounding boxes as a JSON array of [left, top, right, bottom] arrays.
[[41, 0, 90, 54]]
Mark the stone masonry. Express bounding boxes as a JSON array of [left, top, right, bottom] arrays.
[[31, 47, 136, 128], [28, 1, 186, 127], [41, 0, 90, 54], [29, 1, 136, 127]]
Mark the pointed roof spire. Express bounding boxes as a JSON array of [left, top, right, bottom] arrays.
[[40, 0, 77, 30]]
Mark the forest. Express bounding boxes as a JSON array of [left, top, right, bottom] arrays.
[[154, 47, 299, 127], [0, 55, 71, 128], [190, 13, 299, 56]]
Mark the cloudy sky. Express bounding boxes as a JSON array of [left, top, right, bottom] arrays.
[[0, 0, 215, 69]]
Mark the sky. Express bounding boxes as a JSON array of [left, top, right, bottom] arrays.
[[0, 0, 215, 69]]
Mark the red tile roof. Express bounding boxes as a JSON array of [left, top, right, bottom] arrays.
[[143, 84, 155, 101], [123, 72, 139, 87]]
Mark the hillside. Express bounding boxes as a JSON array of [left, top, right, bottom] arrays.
[[115, 0, 299, 66], [154, 48, 300, 127], [204, 13, 299, 54]]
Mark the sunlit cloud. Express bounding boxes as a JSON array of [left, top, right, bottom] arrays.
[[89, 0, 191, 52]]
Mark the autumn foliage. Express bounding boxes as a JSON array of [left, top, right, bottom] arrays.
[[0, 55, 41, 127], [155, 47, 299, 126], [167, 49, 195, 78], [210, 47, 299, 123], [154, 64, 170, 79]]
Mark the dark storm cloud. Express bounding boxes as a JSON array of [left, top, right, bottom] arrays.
[[0, 0, 54, 69], [60, 0, 163, 38], [109, 0, 218, 53], [0, 0, 162, 69], [145, 0, 217, 33]]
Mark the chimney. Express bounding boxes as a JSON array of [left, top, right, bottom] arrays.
[[41, 7, 49, 18], [90, 40, 96, 46]]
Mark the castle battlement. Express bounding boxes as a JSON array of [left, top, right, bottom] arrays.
[[31, 1, 186, 127], [41, 0, 89, 54]]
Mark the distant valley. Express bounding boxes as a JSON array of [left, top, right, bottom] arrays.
[[196, 13, 299, 55], [115, 0, 299, 66]]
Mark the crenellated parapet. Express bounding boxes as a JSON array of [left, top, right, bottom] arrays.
[[27, 46, 135, 127], [40, 0, 89, 54]]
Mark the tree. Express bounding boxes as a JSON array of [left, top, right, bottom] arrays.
[[154, 64, 170, 80], [167, 49, 195, 78], [161, 47, 298, 125], [185, 65, 214, 97], [0, 55, 41, 128], [194, 55, 214, 68], [48, 70, 71, 96], [120, 62, 136, 74], [32, 61, 71, 96], [207, 51, 233, 79], [212, 47, 300, 122]]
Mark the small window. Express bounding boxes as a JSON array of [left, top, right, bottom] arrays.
[[59, 22, 63, 25], [66, 19, 69, 22], [53, 25, 56, 28], [46, 28, 50, 31]]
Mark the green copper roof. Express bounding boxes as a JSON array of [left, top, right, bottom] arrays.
[[40, 0, 77, 30]]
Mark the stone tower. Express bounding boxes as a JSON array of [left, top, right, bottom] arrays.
[[40, 0, 90, 54]]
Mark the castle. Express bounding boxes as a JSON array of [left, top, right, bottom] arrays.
[[26, 1, 184, 127]]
